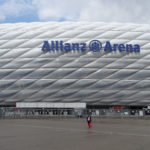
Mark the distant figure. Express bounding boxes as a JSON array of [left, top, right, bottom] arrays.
[[86, 115, 92, 128]]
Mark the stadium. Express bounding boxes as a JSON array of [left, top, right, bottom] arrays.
[[0, 22, 150, 116]]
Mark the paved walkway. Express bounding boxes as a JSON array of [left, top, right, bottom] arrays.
[[0, 118, 150, 150]]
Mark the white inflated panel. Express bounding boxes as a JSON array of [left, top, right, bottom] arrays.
[[0, 22, 150, 105]]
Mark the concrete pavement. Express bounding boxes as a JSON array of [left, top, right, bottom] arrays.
[[0, 118, 150, 150]]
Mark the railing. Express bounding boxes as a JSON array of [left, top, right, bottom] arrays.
[[0, 107, 149, 119]]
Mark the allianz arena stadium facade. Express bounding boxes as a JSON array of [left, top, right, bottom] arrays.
[[0, 22, 150, 107]]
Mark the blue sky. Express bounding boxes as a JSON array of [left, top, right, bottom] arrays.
[[0, 0, 38, 23], [0, 0, 150, 24]]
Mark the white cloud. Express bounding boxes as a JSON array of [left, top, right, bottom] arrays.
[[32, 0, 86, 21], [78, 0, 149, 22], [32, 0, 150, 23], [0, 0, 33, 21], [0, 0, 150, 23]]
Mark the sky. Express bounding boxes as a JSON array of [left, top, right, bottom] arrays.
[[0, 0, 149, 24]]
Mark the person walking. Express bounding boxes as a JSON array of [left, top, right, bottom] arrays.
[[86, 114, 92, 128]]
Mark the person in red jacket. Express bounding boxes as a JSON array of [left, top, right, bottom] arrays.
[[86, 115, 92, 128]]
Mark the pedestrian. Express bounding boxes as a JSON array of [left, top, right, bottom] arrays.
[[86, 114, 92, 128]]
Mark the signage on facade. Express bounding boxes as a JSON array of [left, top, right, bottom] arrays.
[[16, 102, 86, 108], [42, 40, 140, 53]]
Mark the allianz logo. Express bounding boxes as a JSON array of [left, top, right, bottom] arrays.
[[42, 40, 140, 53]]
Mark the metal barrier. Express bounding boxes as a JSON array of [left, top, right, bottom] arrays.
[[0, 107, 149, 119]]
